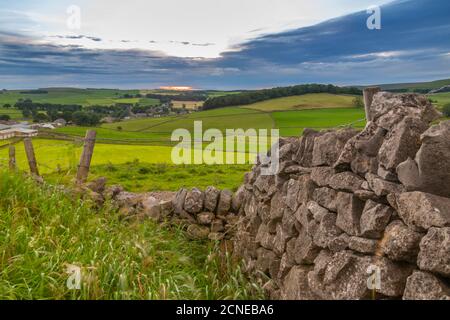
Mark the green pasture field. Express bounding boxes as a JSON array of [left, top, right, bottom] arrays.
[[47, 162, 251, 192], [273, 108, 366, 136], [241, 93, 356, 112], [0, 88, 158, 107], [0, 139, 253, 191], [429, 92, 450, 108]]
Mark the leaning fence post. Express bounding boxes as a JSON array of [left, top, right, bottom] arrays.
[[76, 130, 97, 184], [24, 138, 39, 176], [363, 87, 381, 122], [9, 145, 16, 171]]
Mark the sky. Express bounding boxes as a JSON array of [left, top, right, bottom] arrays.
[[0, 0, 449, 89]]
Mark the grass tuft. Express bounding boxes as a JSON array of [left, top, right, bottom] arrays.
[[0, 171, 263, 300]]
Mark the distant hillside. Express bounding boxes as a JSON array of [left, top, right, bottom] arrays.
[[202, 84, 361, 110], [364, 78, 450, 93], [241, 93, 356, 112]]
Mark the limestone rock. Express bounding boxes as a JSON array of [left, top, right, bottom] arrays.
[[312, 128, 357, 167], [334, 122, 384, 175], [382, 220, 423, 263], [328, 172, 365, 193], [104, 184, 124, 200], [328, 233, 350, 252], [273, 224, 290, 256], [377, 165, 399, 182], [308, 250, 372, 300], [256, 224, 275, 250], [417, 227, 450, 277], [365, 173, 404, 196], [184, 188, 204, 214], [286, 179, 301, 211], [354, 190, 380, 202], [396, 157, 421, 190], [295, 128, 323, 167], [141, 196, 161, 220], [401, 121, 450, 198], [187, 224, 210, 240], [348, 237, 378, 254], [313, 212, 342, 249], [307, 201, 330, 222], [87, 177, 107, 194], [269, 192, 285, 221], [336, 192, 365, 236], [296, 175, 317, 206], [397, 192, 450, 230], [278, 253, 294, 283], [313, 187, 338, 212], [370, 92, 441, 130], [217, 189, 233, 215], [403, 271, 450, 300], [378, 116, 428, 172], [294, 229, 321, 265], [371, 256, 414, 297], [280, 266, 317, 300], [211, 219, 224, 233], [208, 232, 224, 241], [310, 166, 335, 187], [282, 164, 312, 175], [231, 185, 246, 213], [256, 247, 278, 275], [204, 186, 220, 212], [197, 212, 215, 225], [360, 200, 393, 239], [160, 200, 174, 217], [281, 207, 298, 238], [295, 203, 313, 230]]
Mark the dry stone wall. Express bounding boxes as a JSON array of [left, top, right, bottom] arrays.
[[82, 91, 449, 300], [232, 92, 450, 300]]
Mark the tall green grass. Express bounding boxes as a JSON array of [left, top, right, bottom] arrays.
[[0, 171, 264, 300]]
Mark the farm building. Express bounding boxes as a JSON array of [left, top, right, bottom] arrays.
[[53, 118, 67, 127], [0, 124, 38, 140]]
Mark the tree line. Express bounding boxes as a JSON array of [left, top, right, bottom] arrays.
[[13, 99, 124, 126], [12, 99, 175, 126], [202, 84, 362, 110]]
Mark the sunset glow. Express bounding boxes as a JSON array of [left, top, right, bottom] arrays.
[[159, 86, 194, 91]]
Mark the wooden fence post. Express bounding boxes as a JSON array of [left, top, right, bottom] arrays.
[[24, 138, 39, 176], [9, 145, 16, 171], [363, 87, 381, 122], [76, 130, 97, 184]]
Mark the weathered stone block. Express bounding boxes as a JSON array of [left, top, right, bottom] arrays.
[[184, 188, 204, 214], [217, 189, 233, 215], [382, 220, 423, 263], [417, 227, 450, 277], [329, 172, 365, 193], [313, 187, 338, 212], [397, 192, 450, 230], [336, 192, 365, 236], [204, 186, 220, 212], [360, 200, 393, 239], [403, 271, 450, 300]]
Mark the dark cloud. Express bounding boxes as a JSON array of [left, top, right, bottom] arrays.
[[52, 34, 103, 42], [1, 0, 449, 89]]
